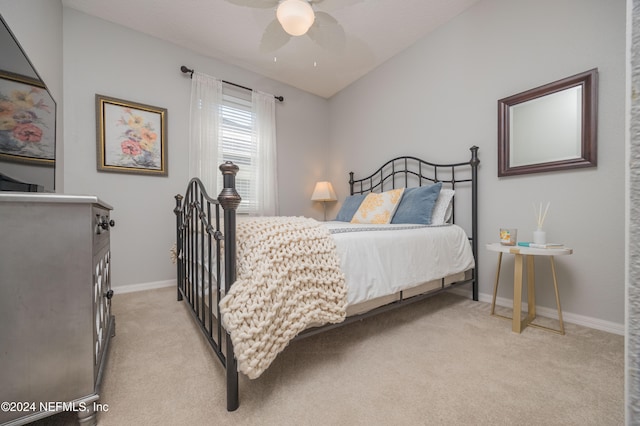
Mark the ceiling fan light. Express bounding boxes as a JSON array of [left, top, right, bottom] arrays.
[[276, 0, 315, 36]]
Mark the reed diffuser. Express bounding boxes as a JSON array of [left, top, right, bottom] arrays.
[[533, 201, 550, 245]]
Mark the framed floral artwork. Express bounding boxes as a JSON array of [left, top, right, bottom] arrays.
[[0, 72, 56, 166], [96, 94, 167, 176]]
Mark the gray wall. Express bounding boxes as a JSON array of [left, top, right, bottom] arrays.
[[328, 0, 626, 327], [62, 8, 330, 288], [0, 0, 626, 330]]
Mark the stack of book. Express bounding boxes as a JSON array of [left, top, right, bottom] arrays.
[[517, 242, 564, 249]]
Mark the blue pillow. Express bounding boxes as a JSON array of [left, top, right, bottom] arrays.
[[391, 183, 443, 225], [335, 194, 367, 222]]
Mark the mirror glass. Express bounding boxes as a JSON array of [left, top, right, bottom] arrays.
[[0, 14, 56, 192], [498, 69, 597, 177]]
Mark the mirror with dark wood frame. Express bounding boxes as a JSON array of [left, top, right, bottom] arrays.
[[498, 69, 597, 177], [0, 13, 56, 192]]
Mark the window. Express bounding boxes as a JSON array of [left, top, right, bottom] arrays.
[[218, 90, 256, 214], [189, 73, 277, 216]]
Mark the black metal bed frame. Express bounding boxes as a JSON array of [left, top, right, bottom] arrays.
[[174, 146, 479, 412]]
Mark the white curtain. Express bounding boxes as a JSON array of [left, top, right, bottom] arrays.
[[252, 90, 278, 216], [188, 71, 222, 194], [188, 72, 278, 214]]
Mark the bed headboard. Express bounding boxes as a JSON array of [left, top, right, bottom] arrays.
[[349, 146, 479, 300]]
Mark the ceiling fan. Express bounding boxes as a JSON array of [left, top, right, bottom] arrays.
[[226, 0, 354, 53]]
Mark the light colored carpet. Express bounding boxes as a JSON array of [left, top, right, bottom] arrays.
[[35, 287, 623, 425]]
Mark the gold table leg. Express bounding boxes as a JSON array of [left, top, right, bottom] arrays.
[[512, 253, 524, 333], [526, 255, 536, 323], [523, 256, 566, 335], [490, 250, 566, 335], [550, 256, 565, 334], [490, 251, 527, 333], [490, 252, 502, 315]]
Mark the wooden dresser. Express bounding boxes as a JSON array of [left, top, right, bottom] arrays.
[[0, 194, 115, 426]]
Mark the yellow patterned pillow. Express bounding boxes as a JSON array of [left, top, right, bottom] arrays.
[[350, 188, 405, 224]]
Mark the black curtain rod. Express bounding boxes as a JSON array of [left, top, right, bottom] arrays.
[[180, 66, 284, 102]]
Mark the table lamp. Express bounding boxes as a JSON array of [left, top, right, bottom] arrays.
[[311, 181, 337, 221]]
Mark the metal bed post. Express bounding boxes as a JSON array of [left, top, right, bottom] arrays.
[[218, 161, 241, 412], [174, 195, 184, 302], [470, 146, 479, 301], [349, 172, 354, 195]]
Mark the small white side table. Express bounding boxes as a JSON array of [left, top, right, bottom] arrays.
[[486, 243, 573, 334]]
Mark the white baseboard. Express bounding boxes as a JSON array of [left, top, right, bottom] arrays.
[[111, 281, 624, 336], [112, 279, 175, 294], [448, 288, 624, 336]]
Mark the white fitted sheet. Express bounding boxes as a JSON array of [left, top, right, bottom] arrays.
[[325, 222, 475, 306], [185, 220, 475, 313]]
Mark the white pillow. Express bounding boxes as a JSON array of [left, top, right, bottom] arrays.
[[351, 188, 405, 224], [431, 189, 454, 225]]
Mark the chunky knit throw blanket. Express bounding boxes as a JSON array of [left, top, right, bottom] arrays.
[[218, 216, 347, 379]]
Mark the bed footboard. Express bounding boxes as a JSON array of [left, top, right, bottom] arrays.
[[174, 162, 241, 411]]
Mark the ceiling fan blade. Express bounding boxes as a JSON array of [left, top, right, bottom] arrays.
[[309, 0, 363, 10], [260, 18, 292, 52], [225, 0, 278, 8], [306, 11, 345, 52]]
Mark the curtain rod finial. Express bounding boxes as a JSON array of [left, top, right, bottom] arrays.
[[180, 65, 194, 77]]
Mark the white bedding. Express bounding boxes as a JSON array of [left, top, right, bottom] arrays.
[[184, 219, 475, 309], [324, 222, 475, 306]]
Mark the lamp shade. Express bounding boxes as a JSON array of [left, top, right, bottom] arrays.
[[276, 0, 315, 36], [311, 181, 337, 201]]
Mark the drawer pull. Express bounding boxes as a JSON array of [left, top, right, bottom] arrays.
[[98, 218, 115, 231], [105, 290, 114, 300]]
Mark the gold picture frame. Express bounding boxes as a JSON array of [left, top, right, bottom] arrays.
[[96, 94, 167, 176], [0, 71, 56, 166]]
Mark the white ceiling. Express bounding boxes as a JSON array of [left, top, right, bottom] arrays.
[[62, 0, 480, 98]]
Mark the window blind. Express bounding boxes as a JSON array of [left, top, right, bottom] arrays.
[[218, 91, 256, 214]]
